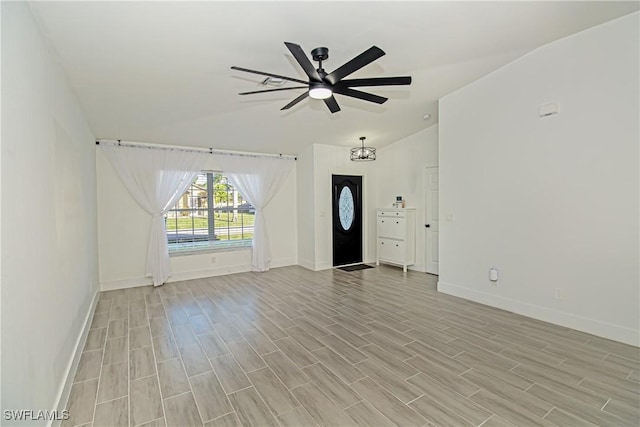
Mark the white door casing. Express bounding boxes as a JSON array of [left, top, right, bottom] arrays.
[[425, 166, 439, 274]]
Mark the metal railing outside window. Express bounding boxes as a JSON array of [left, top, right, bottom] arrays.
[[165, 172, 254, 252]]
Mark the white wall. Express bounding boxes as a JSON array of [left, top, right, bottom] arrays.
[[296, 145, 316, 269], [439, 13, 639, 345], [296, 134, 439, 272], [296, 144, 377, 271], [1, 0, 99, 418], [375, 126, 439, 272], [97, 150, 298, 289]]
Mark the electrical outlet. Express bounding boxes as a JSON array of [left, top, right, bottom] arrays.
[[211, 256, 216, 264], [554, 288, 564, 300]]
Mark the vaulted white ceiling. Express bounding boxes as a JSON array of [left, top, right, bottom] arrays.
[[28, 1, 638, 155]]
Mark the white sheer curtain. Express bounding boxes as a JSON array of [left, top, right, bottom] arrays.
[[222, 155, 295, 272], [101, 144, 208, 286]]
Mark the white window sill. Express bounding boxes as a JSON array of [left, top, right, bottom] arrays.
[[169, 241, 252, 257]]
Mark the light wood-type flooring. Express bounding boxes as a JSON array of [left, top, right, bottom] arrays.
[[65, 265, 640, 426]]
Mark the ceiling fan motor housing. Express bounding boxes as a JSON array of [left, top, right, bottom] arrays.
[[311, 47, 329, 62]]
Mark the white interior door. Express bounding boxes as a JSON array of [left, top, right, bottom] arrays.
[[425, 166, 439, 274]]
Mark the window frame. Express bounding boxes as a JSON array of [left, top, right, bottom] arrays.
[[165, 172, 254, 255]]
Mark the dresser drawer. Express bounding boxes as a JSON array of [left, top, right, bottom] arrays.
[[378, 238, 405, 262], [378, 210, 405, 218], [377, 216, 406, 239]]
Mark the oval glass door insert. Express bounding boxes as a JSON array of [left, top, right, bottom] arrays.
[[338, 186, 355, 231]]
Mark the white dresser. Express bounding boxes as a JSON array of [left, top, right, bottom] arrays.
[[376, 208, 416, 272]]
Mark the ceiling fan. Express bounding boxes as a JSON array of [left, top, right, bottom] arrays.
[[231, 42, 412, 113]]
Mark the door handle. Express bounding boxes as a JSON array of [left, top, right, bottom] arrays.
[[425, 224, 430, 228]]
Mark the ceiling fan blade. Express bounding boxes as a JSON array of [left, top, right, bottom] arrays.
[[323, 96, 341, 113], [284, 42, 321, 82], [338, 76, 412, 87], [231, 66, 307, 85], [281, 92, 309, 110], [239, 86, 308, 95], [333, 87, 388, 104], [325, 46, 385, 85]]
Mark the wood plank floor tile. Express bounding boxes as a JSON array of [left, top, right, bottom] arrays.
[[62, 379, 98, 427], [108, 319, 128, 339], [325, 324, 370, 348], [274, 337, 317, 368], [130, 346, 156, 380], [241, 327, 278, 355], [228, 387, 277, 427], [277, 407, 319, 427], [301, 362, 362, 409], [512, 363, 607, 407], [355, 359, 422, 404], [74, 350, 103, 382], [137, 417, 167, 427], [455, 351, 533, 391], [344, 400, 395, 427], [210, 354, 252, 394], [197, 332, 229, 359], [284, 326, 325, 353], [527, 383, 628, 426], [317, 333, 368, 364], [311, 347, 366, 384], [330, 314, 373, 336], [130, 326, 152, 350], [461, 368, 552, 417], [93, 396, 128, 427], [409, 395, 474, 427], [164, 392, 203, 427], [406, 372, 492, 426], [85, 328, 107, 351], [289, 382, 355, 427], [469, 389, 554, 427], [603, 398, 640, 425], [359, 344, 418, 380], [350, 377, 427, 427], [190, 371, 233, 422], [130, 376, 163, 427], [262, 350, 309, 389], [203, 412, 241, 427], [247, 367, 300, 416], [103, 336, 128, 366], [180, 344, 213, 377], [226, 341, 266, 373], [152, 334, 179, 362], [157, 358, 190, 398], [97, 361, 128, 403], [544, 407, 598, 426]]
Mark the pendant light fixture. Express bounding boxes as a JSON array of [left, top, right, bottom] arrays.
[[350, 136, 376, 161]]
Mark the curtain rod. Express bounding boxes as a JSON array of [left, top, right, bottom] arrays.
[[95, 139, 297, 160]]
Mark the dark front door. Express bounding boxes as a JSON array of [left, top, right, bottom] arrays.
[[332, 175, 363, 266]]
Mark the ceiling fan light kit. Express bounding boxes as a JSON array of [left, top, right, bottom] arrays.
[[351, 137, 376, 161], [309, 82, 332, 100], [231, 42, 412, 113]]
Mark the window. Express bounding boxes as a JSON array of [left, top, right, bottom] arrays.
[[165, 172, 254, 253]]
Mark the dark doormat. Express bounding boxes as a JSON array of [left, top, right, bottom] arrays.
[[338, 264, 375, 272]]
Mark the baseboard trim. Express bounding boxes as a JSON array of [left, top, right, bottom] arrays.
[[100, 276, 152, 291], [437, 280, 639, 347], [101, 258, 298, 291], [297, 258, 316, 271], [51, 289, 100, 427]]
